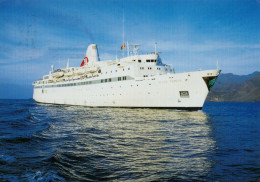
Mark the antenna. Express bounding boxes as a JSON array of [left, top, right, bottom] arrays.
[[122, 9, 125, 58], [127, 41, 129, 57], [216, 60, 219, 69], [151, 42, 161, 54], [66, 59, 69, 69]]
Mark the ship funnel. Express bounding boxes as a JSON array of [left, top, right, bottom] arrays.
[[86, 44, 100, 64]]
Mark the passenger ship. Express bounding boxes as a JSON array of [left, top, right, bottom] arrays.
[[32, 43, 220, 110]]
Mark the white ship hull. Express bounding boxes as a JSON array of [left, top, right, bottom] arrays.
[[33, 69, 220, 110]]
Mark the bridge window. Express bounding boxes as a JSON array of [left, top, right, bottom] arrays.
[[138, 60, 141, 63], [146, 60, 150, 62]]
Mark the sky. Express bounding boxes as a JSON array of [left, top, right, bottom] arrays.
[[0, 0, 260, 99]]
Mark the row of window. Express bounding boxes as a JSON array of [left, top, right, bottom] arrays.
[[35, 76, 130, 89], [146, 59, 157, 63], [134, 59, 157, 63], [105, 67, 130, 74], [140, 67, 161, 70], [101, 78, 112, 83], [118, 76, 127, 81]]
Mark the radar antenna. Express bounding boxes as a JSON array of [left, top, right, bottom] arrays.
[[129, 44, 141, 55]]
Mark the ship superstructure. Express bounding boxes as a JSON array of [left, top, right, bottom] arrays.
[[33, 44, 220, 110]]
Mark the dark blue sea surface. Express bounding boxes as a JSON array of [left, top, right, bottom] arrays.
[[0, 100, 259, 181]]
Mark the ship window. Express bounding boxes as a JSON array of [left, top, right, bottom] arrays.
[[128, 68, 130, 70], [138, 60, 141, 63], [101, 79, 103, 83], [155, 60, 157, 62], [109, 78, 111, 82], [132, 60, 135, 62], [151, 60, 154, 62], [180, 91, 189, 98], [105, 79, 107, 82], [118, 77, 121, 81], [147, 60, 150, 62]]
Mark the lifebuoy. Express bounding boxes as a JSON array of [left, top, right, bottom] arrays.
[[83, 56, 89, 63], [80, 56, 89, 67]]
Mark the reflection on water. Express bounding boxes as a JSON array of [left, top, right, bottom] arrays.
[[1, 101, 259, 181], [30, 105, 215, 181]]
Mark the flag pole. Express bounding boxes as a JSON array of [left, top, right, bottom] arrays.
[[122, 9, 124, 58]]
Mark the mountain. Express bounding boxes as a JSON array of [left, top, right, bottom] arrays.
[[207, 71, 260, 102]]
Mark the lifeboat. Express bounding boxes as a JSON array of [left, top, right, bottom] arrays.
[[52, 69, 64, 78], [64, 71, 73, 77], [85, 66, 99, 74], [73, 75, 81, 80], [74, 68, 85, 75]]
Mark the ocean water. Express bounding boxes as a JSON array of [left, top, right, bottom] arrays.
[[0, 100, 259, 182]]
